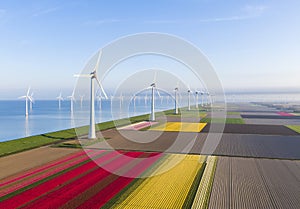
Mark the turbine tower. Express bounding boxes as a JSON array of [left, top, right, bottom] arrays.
[[201, 91, 204, 106], [195, 91, 199, 109], [133, 95, 137, 113], [187, 88, 191, 111], [67, 90, 76, 113], [149, 72, 161, 121], [18, 87, 33, 117], [56, 92, 64, 109], [150, 83, 156, 121], [80, 95, 84, 108], [74, 50, 108, 139], [174, 87, 179, 114]]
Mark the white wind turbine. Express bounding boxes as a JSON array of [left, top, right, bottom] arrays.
[[80, 95, 85, 108], [200, 91, 204, 106], [195, 90, 199, 109], [19, 87, 33, 117], [110, 95, 113, 108], [133, 95, 137, 112], [56, 92, 64, 109], [29, 92, 34, 111], [67, 89, 76, 113], [187, 87, 192, 111], [119, 92, 124, 110], [144, 93, 148, 107], [174, 87, 179, 114], [74, 50, 108, 139], [149, 72, 161, 121]]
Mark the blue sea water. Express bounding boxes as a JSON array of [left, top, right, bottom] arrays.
[[1, 92, 299, 142], [0, 98, 175, 142]]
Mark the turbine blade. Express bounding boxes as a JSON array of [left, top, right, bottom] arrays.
[[156, 88, 161, 97], [18, 96, 26, 99], [28, 96, 33, 103], [95, 76, 108, 99], [27, 87, 31, 96], [94, 50, 102, 72], [74, 74, 91, 78], [153, 71, 157, 83]]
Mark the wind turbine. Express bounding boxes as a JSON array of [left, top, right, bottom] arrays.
[[195, 90, 199, 109], [56, 92, 64, 109], [119, 92, 124, 110], [96, 90, 103, 110], [18, 87, 33, 117], [110, 95, 113, 109], [67, 89, 76, 113], [74, 50, 108, 139], [144, 93, 148, 107], [80, 95, 84, 108], [149, 72, 161, 121], [29, 92, 34, 111], [174, 87, 179, 114], [187, 87, 192, 111], [199, 91, 204, 107], [133, 95, 137, 112]]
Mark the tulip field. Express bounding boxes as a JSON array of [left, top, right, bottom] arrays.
[[0, 149, 217, 209], [150, 122, 207, 132]]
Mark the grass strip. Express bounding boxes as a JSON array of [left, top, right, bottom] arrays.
[[53, 138, 109, 149], [226, 112, 240, 115], [191, 156, 218, 209], [0, 114, 151, 157], [286, 125, 300, 134], [200, 117, 244, 124]]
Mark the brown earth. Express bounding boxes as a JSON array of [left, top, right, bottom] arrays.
[[0, 146, 79, 180]]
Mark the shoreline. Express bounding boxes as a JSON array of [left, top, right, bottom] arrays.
[[0, 112, 152, 157]]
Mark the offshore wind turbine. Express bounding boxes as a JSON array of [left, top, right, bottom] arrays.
[[149, 72, 161, 121], [18, 87, 33, 117], [80, 95, 85, 108], [200, 91, 204, 106], [56, 92, 64, 109], [187, 87, 192, 111], [74, 50, 108, 139], [29, 92, 34, 111], [174, 87, 179, 114], [133, 95, 137, 112], [195, 90, 199, 109], [67, 89, 76, 113]]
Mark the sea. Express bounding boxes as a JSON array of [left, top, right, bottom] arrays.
[[0, 97, 175, 142], [0, 92, 299, 142]]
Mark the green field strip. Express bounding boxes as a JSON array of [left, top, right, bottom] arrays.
[[0, 114, 151, 157], [286, 125, 300, 134], [226, 112, 240, 115], [191, 156, 218, 209], [200, 118, 244, 124]]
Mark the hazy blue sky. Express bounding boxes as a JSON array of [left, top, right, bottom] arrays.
[[0, 0, 299, 99]]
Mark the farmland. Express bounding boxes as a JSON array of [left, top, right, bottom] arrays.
[[1, 102, 300, 208]]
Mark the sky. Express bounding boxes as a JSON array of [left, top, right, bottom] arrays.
[[0, 0, 300, 99]]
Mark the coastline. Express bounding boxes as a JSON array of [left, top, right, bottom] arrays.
[[0, 113, 151, 157]]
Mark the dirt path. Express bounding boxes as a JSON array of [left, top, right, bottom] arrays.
[[0, 146, 79, 179]]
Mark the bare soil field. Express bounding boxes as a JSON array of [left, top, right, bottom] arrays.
[[209, 156, 300, 209], [0, 146, 79, 180]]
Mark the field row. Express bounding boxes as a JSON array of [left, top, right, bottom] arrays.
[[208, 157, 300, 209]]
